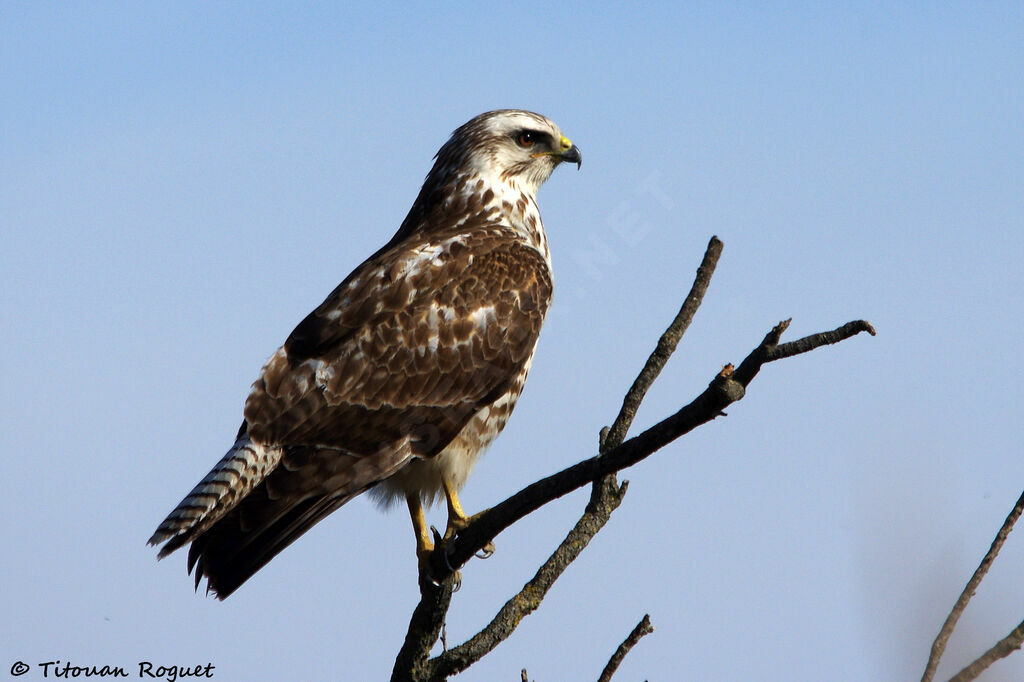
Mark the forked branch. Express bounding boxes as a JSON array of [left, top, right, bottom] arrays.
[[391, 236, 875, 681], [437, 315, 873, 575]]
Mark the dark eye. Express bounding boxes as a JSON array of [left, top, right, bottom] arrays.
[[516, 131, 537, 148]]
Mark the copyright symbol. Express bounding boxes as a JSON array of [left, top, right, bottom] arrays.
[[10, 661, 30, 676]]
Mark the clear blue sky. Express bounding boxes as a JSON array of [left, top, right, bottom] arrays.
[[3, 3, 1023, 680]]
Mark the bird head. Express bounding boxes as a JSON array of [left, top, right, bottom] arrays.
[[436, 109, 582, 196]]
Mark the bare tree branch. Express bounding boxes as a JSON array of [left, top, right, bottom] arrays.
[[597, 614, 655, 682], [921, 489, 1024, 682], [440, 317, 874, 573], [948, 618, 1024, 682], [394, 316, 872, 681], [392, 236, 725, 681], [390, 236, 875, 681], [590, 231, 721, 547], [391, 574, 458, 681], [603, 235, 723, 450], [421, 236, 725, 678], [426, 478, 628, 679]]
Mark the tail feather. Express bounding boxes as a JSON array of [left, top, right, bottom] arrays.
[[187, 484, 357, 597], [183, 441, 413, 599], [150, 434, 415, 599], [149, 434, 282, 558]]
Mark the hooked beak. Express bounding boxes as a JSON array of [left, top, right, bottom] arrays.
[[560, 143, 582, 170], [531, 134, 582, 169], [557, 134, 582, 170]]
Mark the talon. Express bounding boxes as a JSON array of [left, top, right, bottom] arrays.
[[445, 508, 489, 539], [409, 482, 495, 579], [441, 542, 457, 573], [443, 517, 465, 541]]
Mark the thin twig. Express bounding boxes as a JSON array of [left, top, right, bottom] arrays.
[[921, 489, 1024, 682], [597, 614, 655, 682], [730, 318, 875, 387], [603, 235, 722, 450], [768, 319, 876, 360], [948, 618, 1024, 682], [593, 235, 720, 522]]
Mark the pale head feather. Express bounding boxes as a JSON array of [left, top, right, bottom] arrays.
[[434, 109, 575, 196]]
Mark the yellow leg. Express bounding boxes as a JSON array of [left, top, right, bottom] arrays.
[[443, 478, 470, 539], [406, 493, 433, 568], [409, 483, 494, 572], [442, 480, 492, 560]]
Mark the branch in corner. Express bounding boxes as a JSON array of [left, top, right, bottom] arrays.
[[921, 489, 1024, 682]]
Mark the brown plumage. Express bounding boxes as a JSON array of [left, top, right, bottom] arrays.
[[149, 110, 581, 598]]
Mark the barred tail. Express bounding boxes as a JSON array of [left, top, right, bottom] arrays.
[[148, 434, 281, 558]]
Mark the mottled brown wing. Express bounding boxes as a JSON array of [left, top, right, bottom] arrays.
[[183, 229, 552, 598], [245, 227, 552, 460]]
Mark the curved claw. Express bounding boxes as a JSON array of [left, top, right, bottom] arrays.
[[475, 541, 496, 560], [423, 544, 460, 590]]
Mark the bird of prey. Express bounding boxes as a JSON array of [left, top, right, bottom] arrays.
[[149, 109, 581, 598]]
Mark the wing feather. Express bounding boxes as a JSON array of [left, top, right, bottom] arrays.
[[244, 227, 551, 458], [174, 227, 551, 597]]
